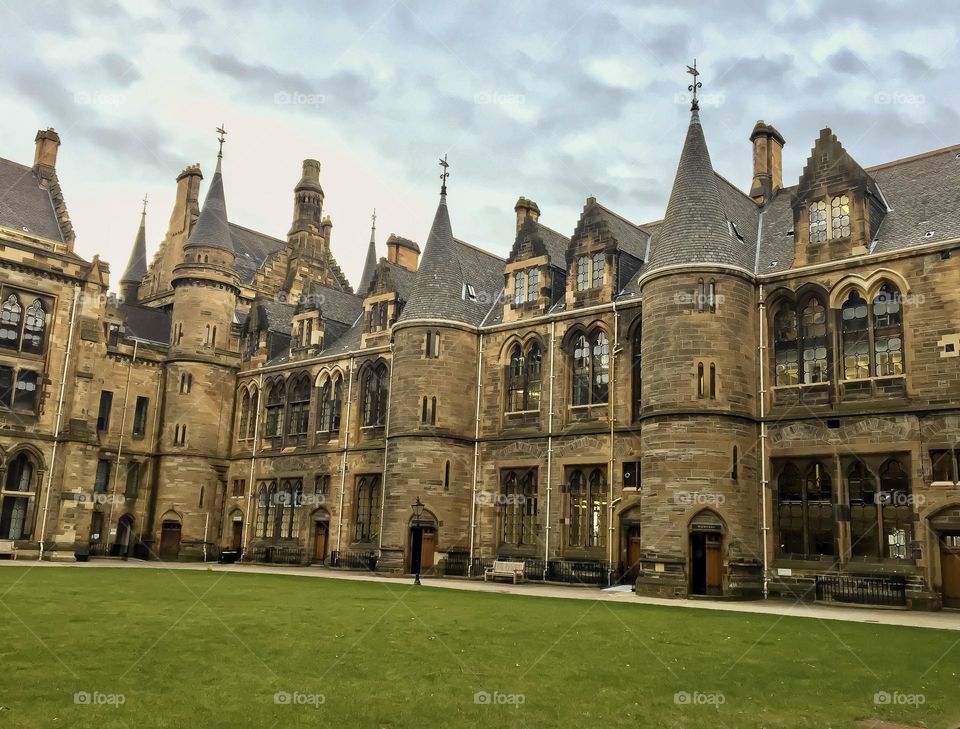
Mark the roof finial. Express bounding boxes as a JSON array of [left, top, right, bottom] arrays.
[[686, 59, 702, 111], [439, 154, 450, 197], [372, 208, 376, 230], [141, 192, 148, 217], [216, 124, 227, 159]]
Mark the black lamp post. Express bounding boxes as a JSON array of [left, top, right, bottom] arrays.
[[411, 496, 425, 585]]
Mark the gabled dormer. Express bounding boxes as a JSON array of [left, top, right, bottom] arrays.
[[565, 198, 645, 308], [360, 257, 415, 348], [289, 308, 322, 360], [791, 128, 887, 267], [502, 198, 568, 323]]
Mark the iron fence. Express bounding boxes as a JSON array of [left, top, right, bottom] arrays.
[[246, 546, 305, 565], [330, 549, 377, 570], [815, 575, 906, 607]]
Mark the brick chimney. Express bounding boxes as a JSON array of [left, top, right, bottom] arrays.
[[33, 128, 61, 183], [514, 197, 541, 232], [386, 234, 420, 271], [749, 121, 785, 204]]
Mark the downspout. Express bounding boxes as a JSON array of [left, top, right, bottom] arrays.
[[543, 320, 556, 579], [608, 299, 618, 585], [335, 357, 355, 556], [468, 333, 484, 576], [240, 372, 264, 556], [38, 284, 81, 560], [376, 343, 395, 558], [143, 354, 168, 554], [137, 365, 164, 544], [758, 283, 770, 599], [108, 339, 138, 542]]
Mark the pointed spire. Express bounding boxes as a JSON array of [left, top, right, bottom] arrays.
[[357, 209, 378, 296], [120, 195, 149, 286], [646, 106, 742, 272], [184, 128, 233, 254]]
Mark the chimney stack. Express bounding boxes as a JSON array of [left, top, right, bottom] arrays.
[[514, 197, 541, 232], [749, 121, 785, 205], [386, 234, 420, 272], [33, 128, 61, 183]]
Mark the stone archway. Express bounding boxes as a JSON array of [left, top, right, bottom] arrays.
[[408, 508, 438, 575], [929, 505, 960, 608], [688, 509, 725, 597], [311, 509, 331, 564], [619, 506, 643, 584]]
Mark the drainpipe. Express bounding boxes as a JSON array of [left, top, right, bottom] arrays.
[[38, 284, 81, 561], [376, 343, 395, 558], [543, 320, 556, 579], [335, 357, 355, 556], [468, 333, 484, 576], [240, 372, 264, 556], [608, 299, 618, 585], [108, 339, 138, 544], [758, 284, 770, 599], [137, 366, 164, 545]]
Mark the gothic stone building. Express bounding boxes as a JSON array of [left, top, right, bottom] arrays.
[[1, 105, 959, 610]]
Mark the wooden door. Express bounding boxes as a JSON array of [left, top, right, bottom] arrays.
[[941, 541, 960, 608], [159, 522, 181, 559], [625, 526, 642, 582], [231, 521, 243, 550], [314, 523, 328, 563], [421, 529, 436, 570], [705, 534, 723, 596]]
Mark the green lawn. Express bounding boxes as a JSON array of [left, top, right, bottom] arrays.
[[0, 566, 956, 728]]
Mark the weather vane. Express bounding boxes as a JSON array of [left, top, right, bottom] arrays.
[[371, 208, 376, 231], [141, 193, 148, 216], [687, 59, 702, 111], [439, 154, 450, 196], [216, 124, 227, 158]]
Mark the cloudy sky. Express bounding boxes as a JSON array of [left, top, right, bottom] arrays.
[[0, 0, 956, 288]]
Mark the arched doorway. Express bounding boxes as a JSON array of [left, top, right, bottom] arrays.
[[159, 514, 182, 560], [0, 451, 38, 540], [113, 514, 134, 558], [620, 506, 643, 584], [688, 510, 725, 597], [312, 510, 330, 564], [408, 509, 437, 575], [929, 505, 960, 608]]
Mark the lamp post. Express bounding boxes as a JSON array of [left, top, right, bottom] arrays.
[[411, 496, 425, 585]]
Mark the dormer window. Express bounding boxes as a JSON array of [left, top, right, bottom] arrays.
[[511, 267, 540, 306], [513, 270, 526, 306], [830, 194, 850, 239], [809, 200, 828, 243], [591, 252, 604, 288], [576, 257, 589, 291], [463, 284, 477, 302], [526, 267, 539, 302], [368, 302, 389, 332]]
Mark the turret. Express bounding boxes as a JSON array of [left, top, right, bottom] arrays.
[[119, 197, 148, 303]]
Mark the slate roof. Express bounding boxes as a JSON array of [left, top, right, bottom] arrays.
[[591, 202, 647, 260], [118, 302, 171, 344], [183, 157, 233, 253], [299, 281, 363, 325], [356, 226, 378, 297], [120, 210, 148, 284], [537, 222, 569, 267], [646, 109, 754, 272], [0, 158, 65, 242], [229, 223, 285, 284]]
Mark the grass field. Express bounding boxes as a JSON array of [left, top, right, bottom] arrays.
[[0, 565, 956, 728]]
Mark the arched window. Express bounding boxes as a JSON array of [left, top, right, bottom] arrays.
[[444, 461, 450, 491], [265, 380, 286, 437], [576, 257, 589, 291], [773, 303, 799, 386], [0, 294, 22, 349], [697, 363, 705, 399], [286, 376, 311, 437], [430, 396, 437, 425], [572, 335, 590, 406], [318, 378, 332, 432], [809, 200, 828, 243], [591, 252, 604, 289], [362, 363, 389, 427], [0, 451, 35, 540], [507, 345, 525, 412], [567, 467, 607, 548], [330, 376, 342, 432], [800, 298, 829, 383], [776, 462, 834, 557], [246, 387, 259, 439], [848, 462, 878, 558], [570, 330, 608, 406], [526, 268, 539, 302], [318, 376, 341, 434], [506, 343, 542, 412], [22, 299, 45, 355], [631, 323, 642, 420], [873, 285, 903, 376], [274, 479, 302, 538], [266, 482, 279, 538], [238, 390, 250, 441], [879, 459, 911, 559], [501, 469, 537, 546], [513, 270, 526, 306], [255, 483, 270, 537], [830, 194, 850, 239], [841, 291, 870, 380], [354, 476, 381, 542], [709, 364, 717, 399]]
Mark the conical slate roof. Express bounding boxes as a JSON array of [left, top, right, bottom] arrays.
[[120, 208, 148, 284], [398, 193, 476, 325], [356, 218, 378, 297], [646, 109, 749, 271], [184, 157, 233, 253]]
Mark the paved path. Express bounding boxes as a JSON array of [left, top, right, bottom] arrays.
[[4, 559, 958, 631]]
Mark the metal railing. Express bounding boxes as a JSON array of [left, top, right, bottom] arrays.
[[246, 546, 305, 565], [815, 575, 906, 607], [330, 550, 377, 570]]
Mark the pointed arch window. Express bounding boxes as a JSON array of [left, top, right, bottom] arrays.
[[841, 291, 870, 380], [0, 294, 22, 350], [362, 363, 389, 427], [567, 467, 607, 548], [265, 380, 286, 438], [317, 375, 342, 434], [501, 468, 538, 546], [571, 332, 608, 406], [286, 375, 311, 437], [873, 284, 903, 376], [774, 461, 834, 558], [255, 481, 273, 537], [800, 298, 829, 383], [22, 300, 45, 355], [513, 270, 526, 306], [354, 475, 381, 542], [506, 342, 542, 412], [848, 462, 879, 558], [246, 387, 259, 439], [238, 390, 250, 441], [0, 452, 36, 539]]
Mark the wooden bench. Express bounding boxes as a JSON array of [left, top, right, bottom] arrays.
[[0, 539, 17, 560], [484, 559, 526, 584]]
